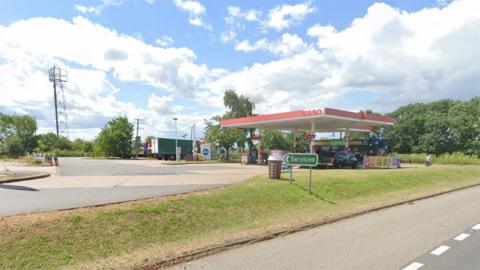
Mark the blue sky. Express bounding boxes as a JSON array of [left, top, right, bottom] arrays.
[[1, 0, 478, 140]]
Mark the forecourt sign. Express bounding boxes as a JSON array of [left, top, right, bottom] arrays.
[[284, 153, 318, 193]]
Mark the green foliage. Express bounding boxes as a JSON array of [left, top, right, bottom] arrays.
[[72, 139, 94, 154], [35, 133, 72, 153], [95, 116, 134, 158], [204, 116, 245, 160], [396, 152, 480, 165], [262, 129, 289, 151], [385, 98, 480, 155], [0, 113, 37, 157], [222, 89, 256, 151], [223, 89, 255, 119]]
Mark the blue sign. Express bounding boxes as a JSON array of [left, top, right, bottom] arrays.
[[202, 148, 210, 156]]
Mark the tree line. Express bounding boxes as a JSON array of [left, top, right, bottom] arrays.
[[385, 97, 480, 156], [1, 94, 478, 159], [0, 115, 135, 158]]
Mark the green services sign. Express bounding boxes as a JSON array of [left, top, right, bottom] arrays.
[[284, 153, 318, 166]]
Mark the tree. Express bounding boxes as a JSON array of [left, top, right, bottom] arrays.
[[0, 114, 37, 157], [204, 116, 245, 160], [262, 129, 289, 151], [95, 116, 134, 158], [383, 99, 479, 155], [72, 138, 94, 154], [35, 133, 72, 153], [448, 97, 480, 155], [222, 89, 255, 151]]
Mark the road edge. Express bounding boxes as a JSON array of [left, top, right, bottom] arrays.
[[0, 173, 50, 184], [139, 180, 480, 270]]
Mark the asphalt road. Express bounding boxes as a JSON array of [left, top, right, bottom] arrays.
[[58, 158, 238, 176], [172, 184, 480, 270], [402, 223, 480, 270], [0, 158, 263, 216], [0, 184, 221, 216]]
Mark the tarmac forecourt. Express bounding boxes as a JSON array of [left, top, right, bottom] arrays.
[[1, 165, 480, 269]]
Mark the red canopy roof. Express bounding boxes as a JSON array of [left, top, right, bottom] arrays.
[[220, 107, 395, 132]]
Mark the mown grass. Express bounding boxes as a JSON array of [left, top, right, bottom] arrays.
[[1, 166, 480, 269], [396, 152, 480, 165]]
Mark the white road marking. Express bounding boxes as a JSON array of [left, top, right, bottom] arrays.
[[402, 262, 424, 270], [430, 245, 450, 256], [472, 224, 480, 230], [454, 233, 470, 241]]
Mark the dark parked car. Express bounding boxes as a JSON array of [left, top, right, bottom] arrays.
[[318, 151, 358, 169]]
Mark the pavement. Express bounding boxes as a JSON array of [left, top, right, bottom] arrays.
[[171, 184, 480, 270], [0, 158, 264, 216]]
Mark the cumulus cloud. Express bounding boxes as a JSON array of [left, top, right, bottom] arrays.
[[220, 6, 262, 44], [210, 0, 480, 114], [0, 16, 208, 96], [235, 33, 309, 57], [173, 0, 211, 30], [155, 35, 174, 47], [0, 16, 212, 139], [263, 2, 315, 31]]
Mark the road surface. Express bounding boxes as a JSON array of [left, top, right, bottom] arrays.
[[172, 184, 480, 270], [0, 158, 263, 216]]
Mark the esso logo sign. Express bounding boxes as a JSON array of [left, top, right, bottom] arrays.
[[303, 109, 322, 116], [202, 148, 210, 156]]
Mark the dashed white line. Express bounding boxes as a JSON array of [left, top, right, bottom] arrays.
[[454, 233, 470, 241], [430, 245, 450, 256], [402, 262, 424, 270], [472, 224, 480, 230]]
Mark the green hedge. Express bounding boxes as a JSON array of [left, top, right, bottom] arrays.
[[396, 152, 480, 165]]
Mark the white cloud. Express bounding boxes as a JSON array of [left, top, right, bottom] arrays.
[[0, 16, 209, 96], [263, 2, 315, 31], [173, 0, 211, 30], [74, 0, 125, 15], [220, 30, 236, 43], [210, 0, 480, 114], [155, 35, 174, 47], [227, 6, 261, 23], [235, 33, 309, 57], [221, 6, 262, 44], [0, 16, 213, 139]]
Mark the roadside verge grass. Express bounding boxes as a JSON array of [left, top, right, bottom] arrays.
[[1, 165, 480, 269], [396, 152, 480, 165]]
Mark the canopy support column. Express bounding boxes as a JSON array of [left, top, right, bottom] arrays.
[[258, 128, 263, 164], [310, 122, 316, 153], [345, 128, 350, 150]]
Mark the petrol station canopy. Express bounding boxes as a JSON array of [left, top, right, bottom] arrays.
[[220, 108, 395, 132]]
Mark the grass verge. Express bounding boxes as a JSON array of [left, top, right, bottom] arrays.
[[396, 152, 480, 165], [1, 165, 480, 269]]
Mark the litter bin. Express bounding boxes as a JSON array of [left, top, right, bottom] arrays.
[[241, 152, 248, 165], [267, 150, 283, 179]]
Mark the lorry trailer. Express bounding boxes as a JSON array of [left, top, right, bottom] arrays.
[[151, 137, 193, 160]]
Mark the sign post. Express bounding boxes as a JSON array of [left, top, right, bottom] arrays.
[[284, 153, 318, 194]]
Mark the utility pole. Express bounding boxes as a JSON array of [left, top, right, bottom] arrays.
[[134, 118, 144, 140], [173, 118, 178, 161], [49, 66, 68, 136]]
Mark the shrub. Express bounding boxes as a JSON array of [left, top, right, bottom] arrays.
[[396, 152, 480, 165]]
